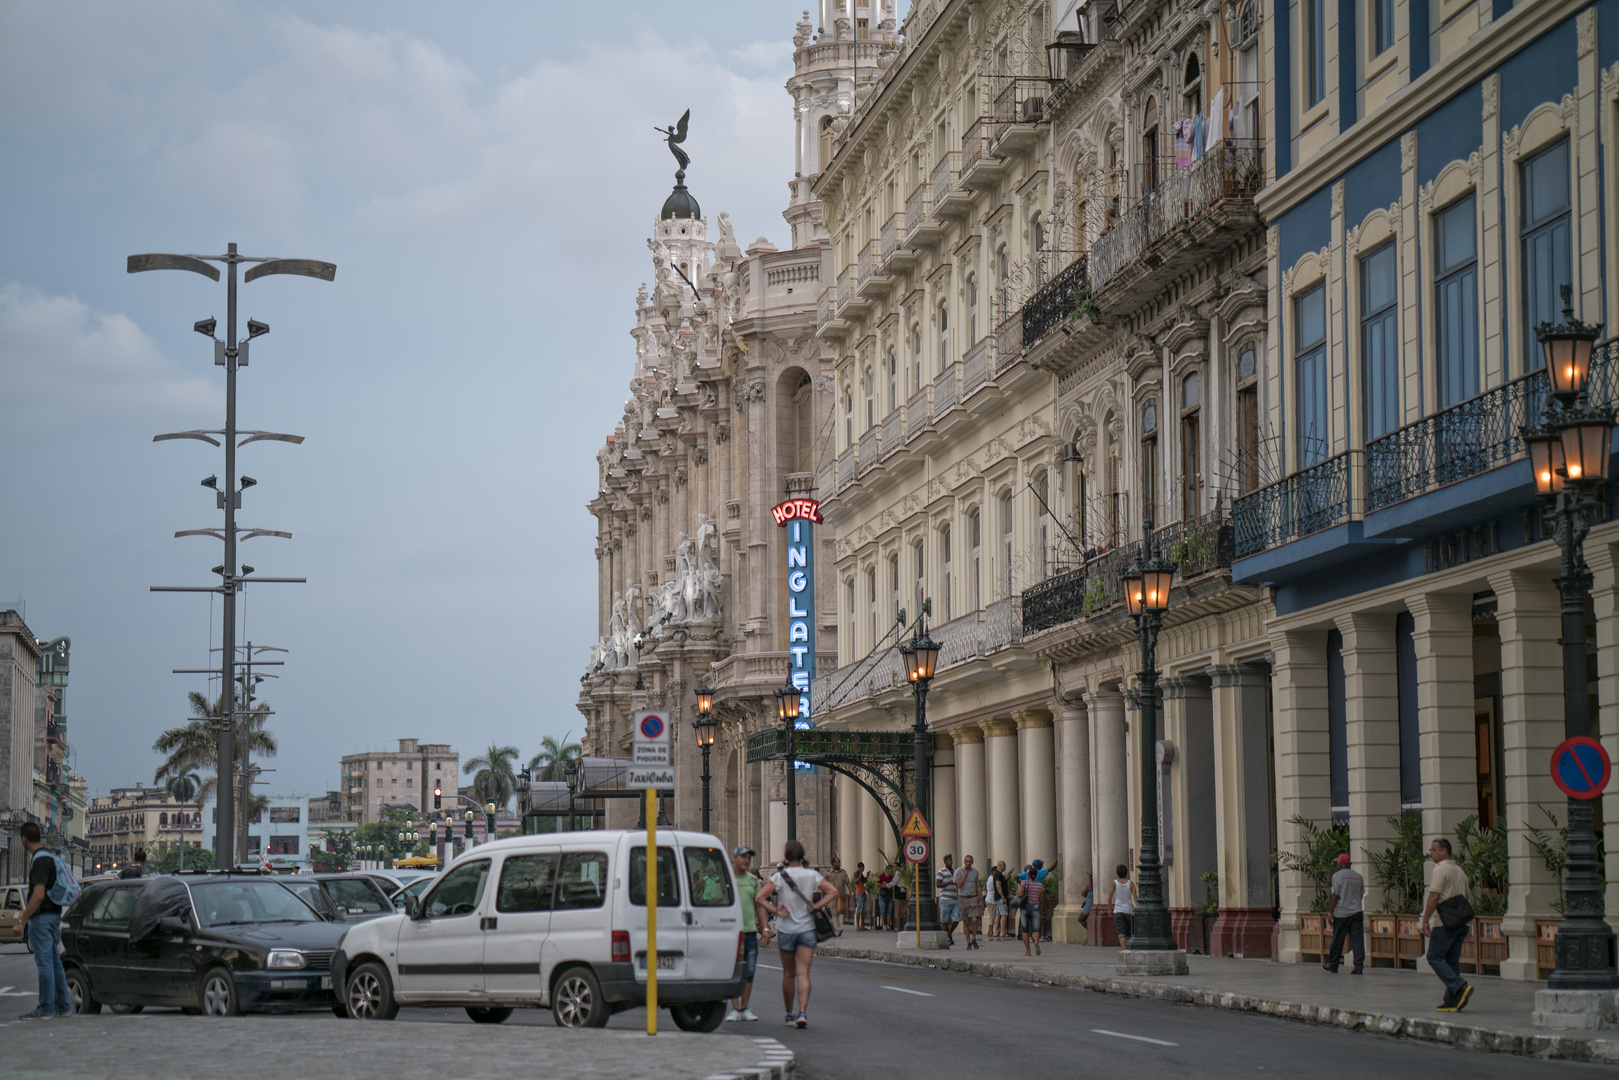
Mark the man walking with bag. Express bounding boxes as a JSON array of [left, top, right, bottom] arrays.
[[16, 822, 73, 1019], [1323, 852, 1365, 974], [1420, 837, 1473, 1012]]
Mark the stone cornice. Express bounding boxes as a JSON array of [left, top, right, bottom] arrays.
[[1256, 0, 1582, 221]]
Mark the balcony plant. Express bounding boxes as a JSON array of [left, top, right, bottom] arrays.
[[1274, 813, 1349, 913], [1080, 574, 1108, 616], [1454, 813, 1507, 916], [1066, 281, 1101, 323], [1366, 812, 1427, 915]]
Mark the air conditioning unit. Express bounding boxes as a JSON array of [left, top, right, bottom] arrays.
[[1022, 97, 1045, 122]]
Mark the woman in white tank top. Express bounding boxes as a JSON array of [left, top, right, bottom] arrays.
[[1111, 865, 1137, 948]]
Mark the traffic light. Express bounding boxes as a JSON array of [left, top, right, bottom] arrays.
[[433, 783, 442, 810]]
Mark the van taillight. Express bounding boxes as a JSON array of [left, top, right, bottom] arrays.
[[737, 932, 744, 962], [612, 930, 631, 963]]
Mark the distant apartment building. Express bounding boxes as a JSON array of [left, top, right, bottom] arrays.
[[307, 789, 344, 823], [85, 783, 205, 871], [340, 739, 459, 825], [0, 610, 42, 882]]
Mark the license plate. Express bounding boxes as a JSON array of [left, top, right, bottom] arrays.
[[320, 977, 332, 990], [637, 954, 677, 971]]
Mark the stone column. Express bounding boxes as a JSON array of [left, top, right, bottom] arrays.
[[983, 718, 1021, 875], [1163, 676, 1217, 952], [859, 781, 885, 879], [1488, 568, 1564, 981], [1335, 613, 1402, 909], [1088, 687, 1129, 945], [837, 768, 859, 871], [1017, 710, 1057, 868], [933, 741, 958, 869], [953, 727, 987, 874], [1207, 663, 1276, 957], [1053, 696, 1092, 944], [1407, 592, 1480, 854], [1591, 541, 1619, 936], [1271, 629, 1331, 963]]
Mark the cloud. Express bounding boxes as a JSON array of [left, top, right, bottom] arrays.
[[0, 282, 219, 441]]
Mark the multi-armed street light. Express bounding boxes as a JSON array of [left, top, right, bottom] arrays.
[[134, 245, 334, 868]]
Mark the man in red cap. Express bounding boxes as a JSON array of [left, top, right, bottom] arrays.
[[1323, 852, 1365, 974]]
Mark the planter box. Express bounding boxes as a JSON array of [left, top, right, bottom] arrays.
[[1537, 918, 1563, 980], [1367, 913, 1400, 968], [1396, 915, 1426, 969], [1298, 913, 1327, 962], [1462, 915, 1506, 975]]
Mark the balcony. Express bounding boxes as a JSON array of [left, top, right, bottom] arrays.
[[836, 264, 853, 310], [907, 385, 932, 438], [933, 360, 961, 417], [905, 182, 938, 244], [930, 151, 970, 218], [962, 338, 991, 397], [880, 407, 906, 461], [1234, 450, 1363, 562], [1090, 140, 1265, 309], [858, 426, 878, 475], [880, 211, 909, 267], [993, 310, 1023, 375], [960, 117, 1006, 187], [1021, 511, 1234, 636], [1020, 252, 1089, 348], [856, 240, 874, 289], [992, 77, 1050, 152], [835, 447, 855, 493]]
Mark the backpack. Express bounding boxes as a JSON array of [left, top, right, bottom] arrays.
[[34, 849, 81, 909]]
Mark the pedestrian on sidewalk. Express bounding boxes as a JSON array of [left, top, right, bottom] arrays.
[[727, 845, 767, 1022], [1420, 837, 1474, 1012], [118, 848, 150, 879], [16, 822, 70, 1019], [1016, 864, 1044, 955], [829, 858, 850, 927], [877, 866, 894, 931], [1079, 875, 1094, 929], [990, 860, 1009, 939], [853, 862, 868, 930], [936, 854, 959, 946], [891, 864, 908, 930], [955, 855, 982, 949], [755, 839, 838, 1029], [1033, 859, 1057, 941], [1112, 865, 1137, 949], [1323, 852, 1366, 975]]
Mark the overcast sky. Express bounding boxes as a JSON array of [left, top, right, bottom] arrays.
[[0, 0, 851, 801]]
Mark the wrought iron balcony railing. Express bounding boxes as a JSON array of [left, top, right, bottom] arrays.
[[962, 116, 998, 174], [1090, 139, 1265, 292], [1021, 252, 1089, 347], [836, 264, 853, 308], [907, 385, 931, 437], [880, 211, 905, 262], [857, 240, 876, 287], [905, 182, 931, 236], [993, 77, 1050, 125], [962, 338, 991, 395], [933, 360, 960, 416], [929, 151, 960, 214], [1234, 450, 1361, 559]]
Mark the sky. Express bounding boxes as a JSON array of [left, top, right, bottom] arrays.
[[0, 0, 843, 801]]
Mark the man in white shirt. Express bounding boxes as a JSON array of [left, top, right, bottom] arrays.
[[954, 855, 982, 950]]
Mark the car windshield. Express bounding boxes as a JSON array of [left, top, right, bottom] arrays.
[[190, 881, 321, 927], [325, 878, 390, 913], [281, 881, 341, 920]]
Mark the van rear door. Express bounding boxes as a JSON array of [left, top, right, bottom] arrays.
[[628, 843, 687, 982], [680, 842, 741, 982], [483, 848, 557, 1002]]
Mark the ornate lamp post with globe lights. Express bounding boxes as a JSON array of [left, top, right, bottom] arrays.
[[899, 621, 942, 938], [775, 680, 802, 842], [694, 685, 717, 833], [1522, 285, 1618, 994]]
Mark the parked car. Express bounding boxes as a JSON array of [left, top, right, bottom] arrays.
[[332, 830, 745, 1030], [295, 873, 397, 922], [1, 883, 27, 947], [360, 868, 437, 895], [388, 875, 438, 906], [61, 873, 348, 1016]]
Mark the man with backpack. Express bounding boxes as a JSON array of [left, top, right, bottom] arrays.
[[17, 822, 76, 1019]]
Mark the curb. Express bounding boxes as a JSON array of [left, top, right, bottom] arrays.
[[817, 944, 1619, 1064], [703, 1037, 794, 1080]]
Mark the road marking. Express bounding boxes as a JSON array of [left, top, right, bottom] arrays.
[[757, 961, 782, 971], [880, 985, 934, 997], [1092, 1029, 1178, 1047], [0, 987, 33, 997]]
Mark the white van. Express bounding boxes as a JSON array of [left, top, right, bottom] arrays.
[[330, 829, 745, 1030]]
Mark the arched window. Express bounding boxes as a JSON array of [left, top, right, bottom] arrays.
[[911, 322, 923, 392], [867, 566, 878, 651], [845, 578, 857, 663], [160, 812, 168, 826], [1141, 399, 1159, 528], [1183, 52, 1203, 118], [1236, 344, 1260, 495], [996, 244, 1010, 313], [1000, 490, 1015, 596], [889, 553, 901, 624], [819, 115, 836, 174], [793, 374, 813, 472], [1181, 372, 1202, 520], [1034, 469, 1050, 579], [1142, 97, 1160, 192], [1031, 211, 1048, 284]]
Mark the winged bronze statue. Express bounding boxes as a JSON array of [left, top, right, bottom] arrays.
[[655, 109, 691, 177]]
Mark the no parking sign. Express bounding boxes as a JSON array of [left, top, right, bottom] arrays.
[[1550, 736, 1612, 800]]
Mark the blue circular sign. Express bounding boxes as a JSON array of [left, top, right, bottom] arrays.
[[639, 713, 665, 740], [1551, 736, 1611, 800]]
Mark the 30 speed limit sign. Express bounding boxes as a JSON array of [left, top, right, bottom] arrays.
[[904, 837, 929, 864]]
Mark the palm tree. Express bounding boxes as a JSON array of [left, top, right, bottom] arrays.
[[464, 744, 521, 812], [165, 771, 201, 804], [152, 691, 276, 864], [529, 732, 582, 782]]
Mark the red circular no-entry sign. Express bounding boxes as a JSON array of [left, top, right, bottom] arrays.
[[1551, 736, 1612, 800]]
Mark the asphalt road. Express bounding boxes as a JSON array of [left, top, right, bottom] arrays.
[[0, 943, 1604, 1075]]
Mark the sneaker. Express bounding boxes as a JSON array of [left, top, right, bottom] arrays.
[[18, 1011, 54, 1021], [725, 1008, 741, 1022], [1351, 968, 1363, 975], [1436, 1002, 1459, 1012], [1455, 984, 1473, 1011], [785, 1014, 797, 1027], [739, 1009, 758, 1022], [1322, 964, 1338, 973], [1035, 941, 1041, 955], [795, 1013, 808, 1029]]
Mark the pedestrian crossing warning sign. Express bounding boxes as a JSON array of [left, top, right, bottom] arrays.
[[899, 808, 932, 838]]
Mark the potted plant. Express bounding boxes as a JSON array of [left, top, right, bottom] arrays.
[[1455, 813, 1508, 975], [1192, 870, 1219, 956], [1366, 813, 1426, 968], [1274, 814, 1348, 961]]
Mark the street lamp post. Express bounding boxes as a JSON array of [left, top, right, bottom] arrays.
[[132, 244, 334, 869], [1120, 523, 1182, 961], [694, 685, 717, 833], [1524, 286, 1619, 993], [775, 680, 801, 843], [485, 802, 498, 843], [899, 622, 942, 940]]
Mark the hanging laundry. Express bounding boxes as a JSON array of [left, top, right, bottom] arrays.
[[1206, 86, 1226, 151], [1173, 118, 1193, 168], [1193, 113, 1205, 160]]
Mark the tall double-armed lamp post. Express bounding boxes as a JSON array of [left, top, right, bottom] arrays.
[[694, 685, 717, 833], [1523, 285, 1619, 992], [1121, 523, 1179, 953], [133, 245, 334, 868], [899, 621, 941, 936], [775, 680, 801, 843]]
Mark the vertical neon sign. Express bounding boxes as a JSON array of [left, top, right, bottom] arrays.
[[773, 498, 821, 768]]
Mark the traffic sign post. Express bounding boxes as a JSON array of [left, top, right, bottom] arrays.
[[629, 709, 673, 1035], [904, 837, 929, 863], [899, 808, 933, 838], [1551, 736, 1612, 800]]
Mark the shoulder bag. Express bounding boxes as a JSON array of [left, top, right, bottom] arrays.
[[782, 869, 838, 942], [1436, 893, 1475, 930]]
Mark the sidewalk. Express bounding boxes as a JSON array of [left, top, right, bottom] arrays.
[[820, 933, 1619, 1063], [3, 1014, 795, 1080]]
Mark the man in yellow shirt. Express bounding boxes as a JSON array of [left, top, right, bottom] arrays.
[[1419, 837, 1472, 1012]]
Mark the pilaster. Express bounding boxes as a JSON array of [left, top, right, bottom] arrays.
[[1053, 698, 1091, 944], [1592, 542, 1619, 937], [1270, 629, 1331, 963], [982, 717, 1021, 875], [1207, 663, 1277, 958], [1334, 612, 1401, 909]]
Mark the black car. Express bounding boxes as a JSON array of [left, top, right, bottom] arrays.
[[293, 873, 397, 922], [62, 873, 349, 1016]]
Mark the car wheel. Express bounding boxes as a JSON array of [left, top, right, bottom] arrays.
[[344, 961, 398, 1021], [198, 967, 240, 1017], [669, 1000, 727, 1033], [550, 967, 608, 1028], [465, 1005, 514, 1024], [65, 968, 101, 1015], [109, 1004, 144, 1015]]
